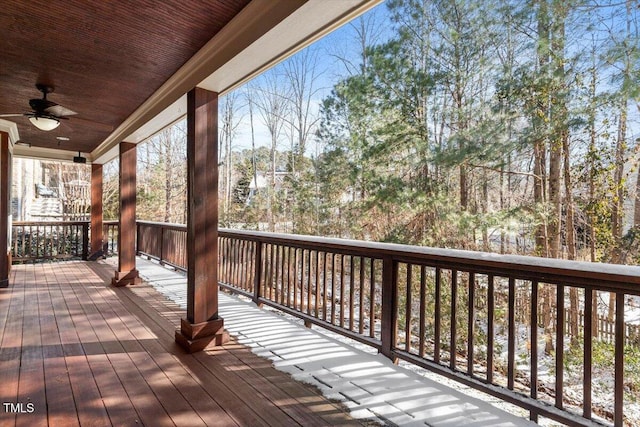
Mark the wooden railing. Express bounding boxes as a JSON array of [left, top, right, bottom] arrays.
[[103, 220, 119, 256], [136, 220, 187, 270], [135, 220, 640, 426], [11, 221, 89, 261], [11, 218, 640, 425], [11, 220, 120, 262]]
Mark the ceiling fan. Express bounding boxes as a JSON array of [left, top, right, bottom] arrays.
[[0, 84, 112, 132], [0, 84, 76, 131]]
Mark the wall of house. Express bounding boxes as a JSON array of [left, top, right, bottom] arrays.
[[11, 158, 40, 221]]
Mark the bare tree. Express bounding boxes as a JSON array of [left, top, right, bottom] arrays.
[[136, 122, 187, 223], [282, 47, 323, 171], [253, 72, 288, 231], [219, 92, 244, 226]]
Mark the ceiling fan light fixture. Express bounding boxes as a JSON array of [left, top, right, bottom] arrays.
[[29, 116, 60, 131]]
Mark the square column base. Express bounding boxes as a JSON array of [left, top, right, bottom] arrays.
[[88, 250, 105, 261], [0, 278, 8, 288], [112, 269, 141, 287], [175, 317, 229, 353]]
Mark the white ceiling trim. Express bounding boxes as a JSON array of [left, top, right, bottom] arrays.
[[13, 144, 89, 163], [198, 0, 384, 94]]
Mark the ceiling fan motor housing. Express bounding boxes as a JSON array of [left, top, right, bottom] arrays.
[[29, 84, 56, 113]]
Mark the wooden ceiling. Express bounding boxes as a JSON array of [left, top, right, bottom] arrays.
[[0, 0, 250, 154]]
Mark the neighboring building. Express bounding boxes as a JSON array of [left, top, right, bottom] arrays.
[[246, 170, 289, 204], [11, 159, 90, 221]]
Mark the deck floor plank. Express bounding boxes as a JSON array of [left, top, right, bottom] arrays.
[[107, 352, 175, 427], [42, 266, 81, 426], [43, 356, 81, 427], [64, 354, 112, 427], [1, 269, 24, 427], [0, 261, 362, 427], [111, 281, 273, 427], [38, 264, 80, 427], [86, 354, 142, 426], [120, 284, 298, 426], [65, 262, 192, 427], [61, 265, 147, 426], [83, 278, 245, 427], [16, 266, 47, 427], [113, 271, 351, 427]]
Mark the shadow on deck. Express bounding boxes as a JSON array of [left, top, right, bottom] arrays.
[[0, 260, 364, 427], [134, 257, 535, 427]]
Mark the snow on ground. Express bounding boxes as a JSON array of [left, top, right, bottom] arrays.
[[135, 257, 536, 427]]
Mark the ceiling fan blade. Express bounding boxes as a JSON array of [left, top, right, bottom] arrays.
[[45, 105, 77, 117], [0, 113, 25, 117], [68, 117, 114, 132]]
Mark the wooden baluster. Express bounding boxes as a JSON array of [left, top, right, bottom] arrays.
[[82, 222, 89, 260], [307, 250, 312, 316], [405, 264, 412, 352], [467, 272, 475, 376], [381, 256, 397, 361], [270, 244, 276, 301], [358, 256, 365, 335], [508, 277, 516, 390], [450, 270, 458, 370], [253, 242, 262, 306], [322, 252, 328, 322], [583, 288, 592, 420], [555, 284, 564, 408], [302, 249, 308, 313], [330, 253, 336, 325], [369, 259, 376, 339], [316, 251, 321, 319], [615, 293, 624, 426], [288, 247, 294, 308], [339, 254, 345, 328], [487, 275, 494, 383], [349, 255, 355, 331], [419, 265, 426, 358], [530, 280, 539, 423], [434, 267, 442, 364]]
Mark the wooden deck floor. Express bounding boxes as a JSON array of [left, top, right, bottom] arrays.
[[0, 260, 364, 427]]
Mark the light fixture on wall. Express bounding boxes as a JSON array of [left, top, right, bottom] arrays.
[[29, 115, 60, 131]]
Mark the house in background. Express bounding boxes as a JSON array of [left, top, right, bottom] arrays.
[[11, 158, 90, 221]]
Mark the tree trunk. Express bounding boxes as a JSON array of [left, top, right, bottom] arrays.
[[587, 42, 600, 336], [247, 96, 260, 231], [609, 109, 627, 322], [533, 143, 547, 256], [535, 0, 555, 354], [563, 131, 579, 345], [163, 134, 172, 223], [482, 173, 489, 251]]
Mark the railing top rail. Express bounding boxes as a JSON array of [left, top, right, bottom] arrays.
[[218, 228, 640, 289], [18, 219, 640, 289], [136, 220, 189, 232], [13, 220, 89, 226], [14, 220, 118, 226]]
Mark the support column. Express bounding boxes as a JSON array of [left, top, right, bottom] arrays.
[[0, 132, 9, 288], [112, 142, 140, 286], [175, 87, 227, 353], [89, 163, 104, 260]]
